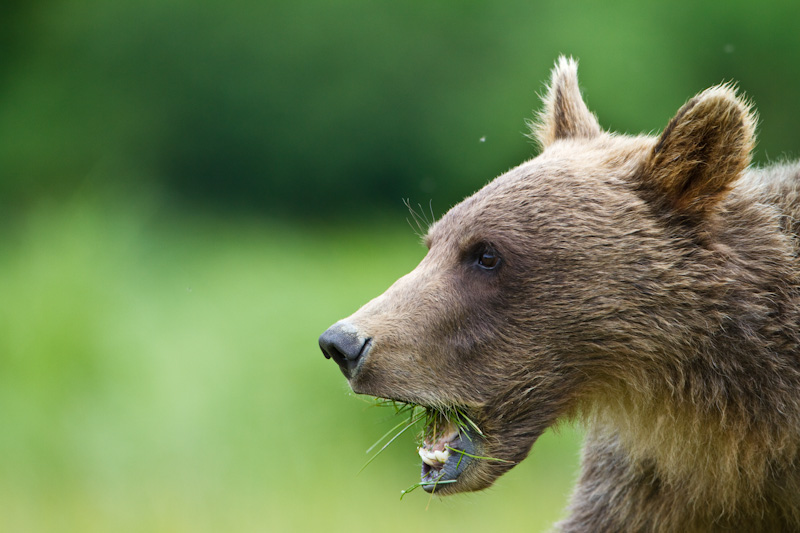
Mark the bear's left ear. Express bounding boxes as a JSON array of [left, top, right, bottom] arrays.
[[531, 56, 602, 148], [642, 84, 757, 218]]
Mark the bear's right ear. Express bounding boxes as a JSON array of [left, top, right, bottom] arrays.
[[530, 56, 602, 148], [641, 84, 756, 219]]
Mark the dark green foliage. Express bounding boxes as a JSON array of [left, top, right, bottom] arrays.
[[1, 0, 798, 217]]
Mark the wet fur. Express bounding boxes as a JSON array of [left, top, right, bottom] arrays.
[[333, 57, 800, 531]]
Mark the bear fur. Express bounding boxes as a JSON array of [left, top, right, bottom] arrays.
[[320, 57, 800, 531]]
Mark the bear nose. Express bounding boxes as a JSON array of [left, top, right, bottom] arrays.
[[319, 322, 372, 379]]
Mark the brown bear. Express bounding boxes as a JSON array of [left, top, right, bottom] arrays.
[[319, 57, 800, 532]]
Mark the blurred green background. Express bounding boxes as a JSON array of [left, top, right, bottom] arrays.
[[2, 1, 799, 531]]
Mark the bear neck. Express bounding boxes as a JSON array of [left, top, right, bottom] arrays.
[[586, 186, 800, 516]]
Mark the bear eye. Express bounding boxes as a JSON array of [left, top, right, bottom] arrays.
[[477, 248, 500, 270]]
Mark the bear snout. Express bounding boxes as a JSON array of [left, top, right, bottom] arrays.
[[319, 321, 372, 379]]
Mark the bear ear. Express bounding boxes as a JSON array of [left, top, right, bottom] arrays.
[[642, 84, 757, 218], [530, 56, 602, 148]]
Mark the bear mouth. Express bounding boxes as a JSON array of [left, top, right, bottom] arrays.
[[417, 416, 479, 492], [369, 400, 485, 494]]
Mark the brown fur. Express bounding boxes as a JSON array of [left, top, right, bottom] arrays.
[[321, 57, 800, 531]]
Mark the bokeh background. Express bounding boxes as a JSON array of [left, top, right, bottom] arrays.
[[2, 1, 799, 531]]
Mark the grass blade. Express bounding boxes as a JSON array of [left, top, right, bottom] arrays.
[[359, 412, 424, 474], [399, 479, 455, 500], [445, 445, 514, 463]]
